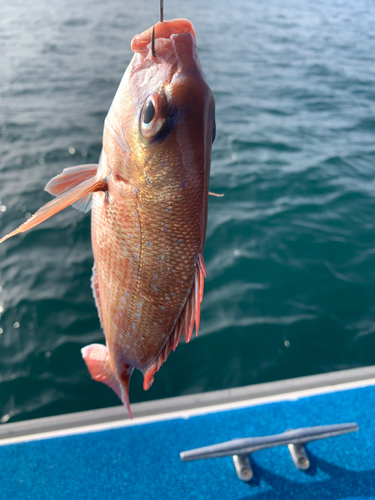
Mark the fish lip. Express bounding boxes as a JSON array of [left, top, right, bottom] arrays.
[[130, 30, 199, 77], [131, 19, 196, 53], [170, 31, 201, 74]]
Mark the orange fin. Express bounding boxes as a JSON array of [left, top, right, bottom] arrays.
[[142, 253, 206, 391], [45, 164, 99, 213], [0, 174, 107, 244], [81, 344, 133, 418], [45, 164, 98, 196], [208, 191, 224, 197]]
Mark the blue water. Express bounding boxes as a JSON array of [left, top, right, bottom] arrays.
[[1, 0, 375, 423]]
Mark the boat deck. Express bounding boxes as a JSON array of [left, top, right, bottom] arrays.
[[1, 366, 375, 499]]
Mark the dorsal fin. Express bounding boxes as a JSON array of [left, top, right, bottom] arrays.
[[142, 253, 206, 391]]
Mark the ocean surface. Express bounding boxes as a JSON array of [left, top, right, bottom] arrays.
[[1, 0, 375, 423]]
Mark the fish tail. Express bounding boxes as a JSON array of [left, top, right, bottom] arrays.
[[142, 253, 206, 391], [81, 343, 133, 418], [0, 164, 107, 244]]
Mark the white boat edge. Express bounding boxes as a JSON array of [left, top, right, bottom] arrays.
[[1, 365, 375, 446]]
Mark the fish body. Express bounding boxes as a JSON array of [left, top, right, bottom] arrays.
[[0, 19, 215, 417]]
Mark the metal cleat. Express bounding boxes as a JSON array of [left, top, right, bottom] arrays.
[[180, 423, 358, 482]]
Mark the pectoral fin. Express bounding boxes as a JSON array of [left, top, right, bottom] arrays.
[[0, 165, 107, 244], [45, 164, 99, 196], [46, 164, 100, 213]]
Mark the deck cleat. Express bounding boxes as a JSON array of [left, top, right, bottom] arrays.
[[180, 423, 359, 482]]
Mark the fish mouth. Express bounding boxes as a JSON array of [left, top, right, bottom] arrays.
[[129, 19, 200, 79], [126, 19, 207, 141], [131, 19, 196, 53]]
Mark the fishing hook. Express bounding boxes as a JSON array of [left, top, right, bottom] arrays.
[[151, 26, 156, 57], [152, 0, 163, 58]]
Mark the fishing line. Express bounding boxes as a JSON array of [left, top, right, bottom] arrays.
[[160, 0, 164, 22]]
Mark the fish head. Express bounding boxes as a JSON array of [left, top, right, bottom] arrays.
[[105, 19, 215, 195]]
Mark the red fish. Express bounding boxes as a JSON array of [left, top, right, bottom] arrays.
[[0, 19, 215, 418]]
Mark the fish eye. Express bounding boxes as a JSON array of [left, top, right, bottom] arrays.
[[139, 91, 167, 140], [142, 100, 155, 125]]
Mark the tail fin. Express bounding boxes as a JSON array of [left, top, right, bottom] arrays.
[[81, 343, 133, 418], [0, 164, 107, 244]]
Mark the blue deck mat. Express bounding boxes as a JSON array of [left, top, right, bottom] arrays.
[[1, 384, 375, 499]]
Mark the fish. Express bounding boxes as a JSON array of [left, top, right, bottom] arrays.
[[0, 18, 215, 418]]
